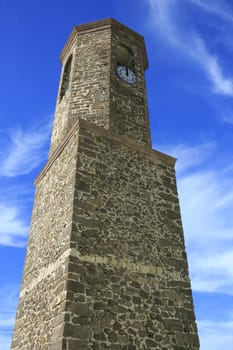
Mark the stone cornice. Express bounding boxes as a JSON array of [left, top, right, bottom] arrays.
[[35, 118, 176, 186], [60, 18, 148, 70], [79, 118, 176, 166]]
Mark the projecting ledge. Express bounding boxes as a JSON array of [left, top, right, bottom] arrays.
[[78, 118, 176, 167], [35, 117, 176, 186]]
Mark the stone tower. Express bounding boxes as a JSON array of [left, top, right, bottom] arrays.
[[11, 18, 199, 350]]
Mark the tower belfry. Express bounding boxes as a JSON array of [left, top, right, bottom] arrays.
[[11, 19, 199, 350], [50, 18, 151, 155]]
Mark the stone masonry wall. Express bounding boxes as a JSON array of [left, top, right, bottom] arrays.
[[11, 126, 79, 350], [110, 23, 151, 146], [50, 26, 111, 154], [50, 19, 151, 155], [11, 118, 199, 349], [62, 120, 199, 350]]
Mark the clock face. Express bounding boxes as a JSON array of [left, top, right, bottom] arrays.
[[116, 65, 137, 85]]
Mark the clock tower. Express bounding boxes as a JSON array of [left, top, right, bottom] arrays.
[[11, 19, 199, 350], [50, 18, 151, 155]]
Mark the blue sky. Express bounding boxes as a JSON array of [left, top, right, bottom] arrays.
[[1, 0, 233, 349]]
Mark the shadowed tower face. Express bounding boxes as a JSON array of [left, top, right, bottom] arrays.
[[11, 18, 199, 350]]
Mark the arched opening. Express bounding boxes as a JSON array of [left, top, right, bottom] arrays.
[[116, 45, 135, 72], [60, 54, 72, 101]]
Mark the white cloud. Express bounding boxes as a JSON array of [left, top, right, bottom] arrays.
[[0, 317, 15, 328], [168, 142, 233, 294], [221, 111, 233, 124], [194, 40, 233, 96], [0, 122, 51, 177], [0, 120, 51, 246], [0, 286, 19, 350], [0, 203, 29, 247], [198, 318, 233, 350], [191, 0, 233, 23], [0, 334, 12, 350], [179, 169, 233, 244], [178, 170, 233, 295], [146, 0, 233, 96], [190, 249, 233, 294], [162, 142, 215, 173]]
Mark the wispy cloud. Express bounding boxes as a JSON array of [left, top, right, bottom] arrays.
[[191, 0, 233, 23], [198, 318, 233, 350], [0, 119, 51, 245], [166, 142, 233, 294], [161, 142, 215, 173], [0, 286, 19, 350], [179, 168, 233, 244], [0, 334, 12, 350], [0, 203, 29, 247], [190, 249, 233, 294], [221, 111, 233, 124], [0, 122, 51, 177], [146, 0, 233, 96], [193, 38, 233, 96]]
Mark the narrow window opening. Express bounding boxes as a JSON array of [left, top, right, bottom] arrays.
[[60, 55, 72, 101]]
